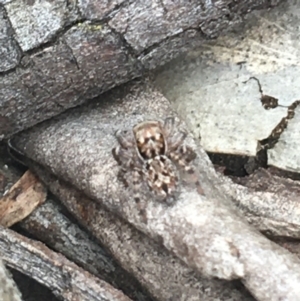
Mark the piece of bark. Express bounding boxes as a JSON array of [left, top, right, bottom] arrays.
[[0, 170, 47, 227], [26, 162, 254, 301], [0, 0, 283, 138], [10, 79, 300, 301], [20, 198, 154, 301], [0, 258, 22, 301], [0, 226, 133, 301]]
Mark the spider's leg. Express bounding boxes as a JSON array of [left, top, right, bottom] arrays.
[[163, 117, 176, 137], [163, 117, 188, 152], [169, 146, 205, 195], [120, 168, 151, 220], [115, 129, 135, 149], [178, 144, 197, 163], [167, 131, 188, 153], [113, 128, 144, 167], [169, 144, 196, 168], [112, 146, 134, 167]]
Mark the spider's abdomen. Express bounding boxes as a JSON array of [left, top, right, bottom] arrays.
[[144, 155, 179, 202]]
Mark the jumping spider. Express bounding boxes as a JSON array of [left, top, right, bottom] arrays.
[[113, 117, 201, 204]]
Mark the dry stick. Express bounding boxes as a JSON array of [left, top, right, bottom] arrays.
[[29, 162, 254, 301], [19, 198, 153, 301], [0, 226, 133, 301], [10, 79, 300, 301], [0, 258, 22, 301]]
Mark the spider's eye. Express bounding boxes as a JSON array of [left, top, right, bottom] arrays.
[[155, 133, 163, 140], [161, 183, 169, 193], [160, 156, 166, 163], [137, 137, 145, 144]]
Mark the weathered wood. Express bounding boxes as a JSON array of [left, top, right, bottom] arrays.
[[10, 79, 300, 301], [0, 0, 283, 138], [0, 226, 133, 301]]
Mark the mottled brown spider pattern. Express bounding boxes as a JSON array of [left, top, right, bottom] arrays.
[[113, 117, 202, 204]]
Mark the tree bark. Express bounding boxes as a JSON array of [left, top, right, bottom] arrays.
[[10, 79, 300, 301], [0, 0, 282, 138]]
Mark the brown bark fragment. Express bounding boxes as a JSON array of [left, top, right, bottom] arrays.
[[0, 170, 46, 227]]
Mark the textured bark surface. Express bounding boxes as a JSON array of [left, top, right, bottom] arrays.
[[10, 79, 300, 301], [0, 226, 133, 301], [0, 0, 283, 138]]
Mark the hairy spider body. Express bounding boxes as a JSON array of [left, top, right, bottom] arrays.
[[113, 117, 201, 204], [144, 155, 179, 202]]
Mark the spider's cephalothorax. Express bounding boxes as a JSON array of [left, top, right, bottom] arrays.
[[113, 117, 202, 204], [133, 121, 166, 160]]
